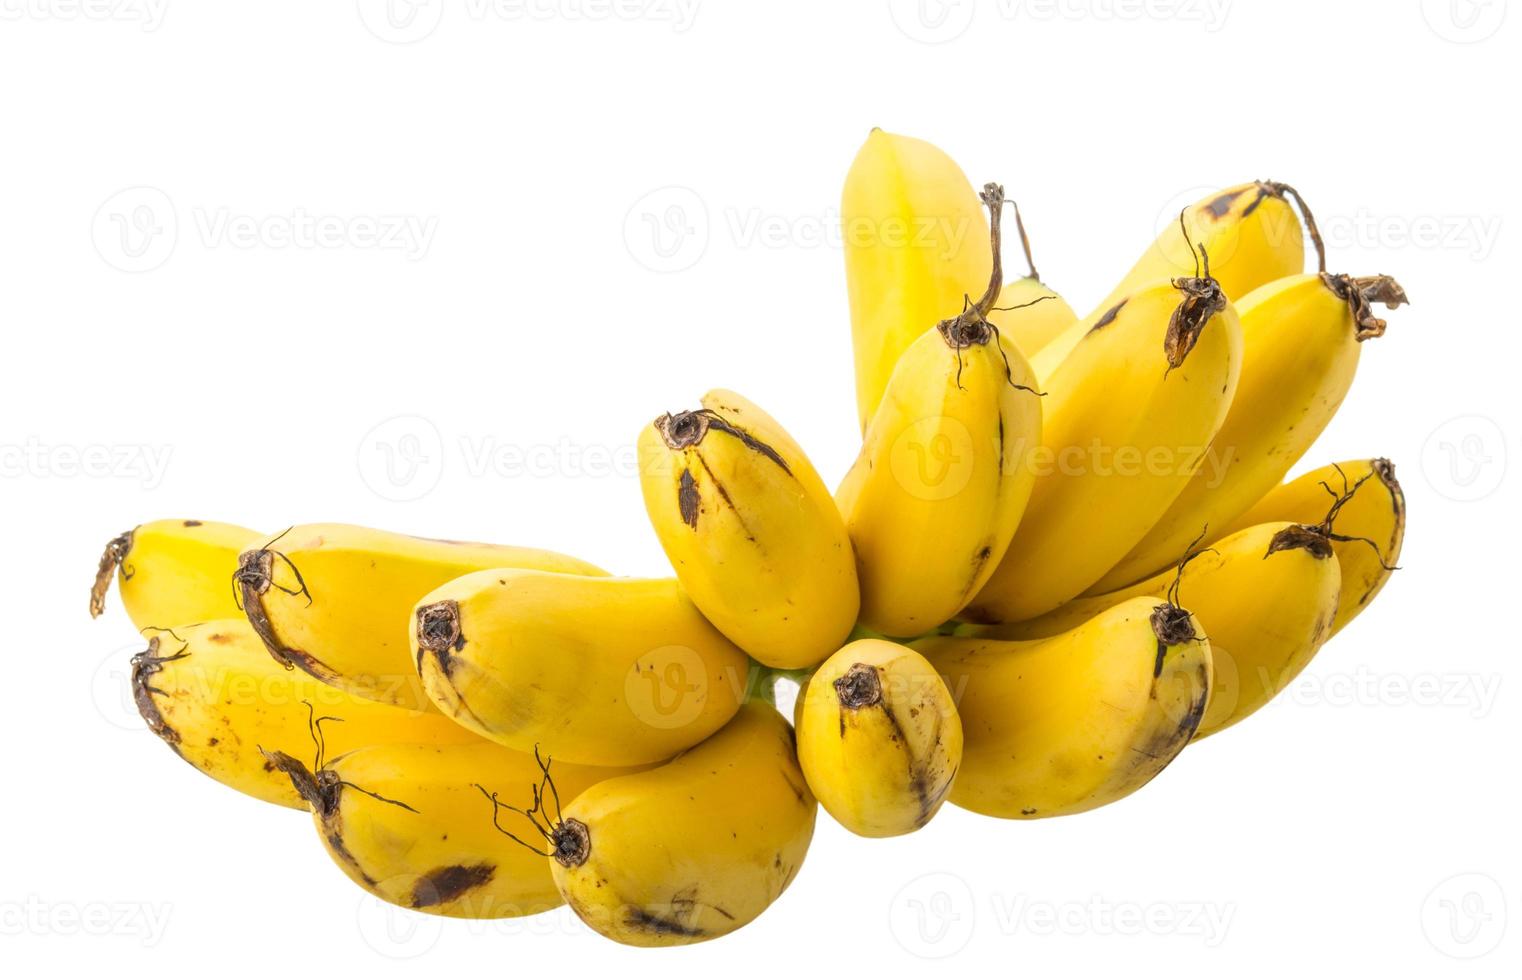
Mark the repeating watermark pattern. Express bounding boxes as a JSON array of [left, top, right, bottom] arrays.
[[888, 872, 1234, 957], [357, 416, 641, 501], [357, 890, 446, 958], [92, 187, 437, 272], [0, 438, 171, 488], [889, 0, 1231, 44], [0, 0, 167, 29], [91, 644, 151, 732], [357, 0, 698, 43], [624, 186, 709, 273], [1318, 208, 1502, 261], [1421, 873, 1507, 958], [1421, 415, 1508, 502], [0, 897, 172, 945], [1420, 0, 1507, 43]]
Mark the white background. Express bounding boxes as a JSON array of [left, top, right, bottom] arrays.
[[2, 0, 1517, 975]]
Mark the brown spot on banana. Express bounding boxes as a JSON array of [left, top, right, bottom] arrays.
[[409, 864, 497, 908], [1090, 298, 1128, 334], [677, 468, 701, 529]]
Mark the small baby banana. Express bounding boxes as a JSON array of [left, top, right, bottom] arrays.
[[414, 570, 751, 766], [795, 639, 962, 837], [966, 251, 1243, 623], [837, 183, 1043, 637], [234, 524, 605, 710], [843, 128, 992, 430], [1221, 458, 1405, 637], [915, 595, 1211, 819], [543, 703, 816, 946], [1093, 272, 1407, 592], [266, 741, 634, 918], [91, 519, 260, 627], [639, 389, 858, 669], [132, 619, 478, 808]]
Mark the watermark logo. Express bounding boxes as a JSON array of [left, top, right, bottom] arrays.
[[888, 871, 977, 958], [91, 644, 151, 732], [1420, 0, 1506, 43], [887, 0, 976, 43], [356, 888, 445, 958], [1421, 872, 1507, 958], [624, 645, 708, 729], [890, 417, 977, 501], [357, 0, 446, 42], [624, 186, 708, 273], [357, 415, 446, 502], [93, 186, 177, 273], [1421, 414, 1507, 502]]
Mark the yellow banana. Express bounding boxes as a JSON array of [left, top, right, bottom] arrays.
[[1037, 180, 1314, 367], [843, 128, 991, 430], [638, 389, 858, 669], [265, 742, 633, 918], [965, 268, 1243, 623], [131, 619, 478, 809], [1092, 272, 1408, 593], [794, 639, 962, 837], [91, 519, 259, 627], [914, 595, 1211, 818], [546, 703, 816, 946], [837, 183, 1043, 636], [414, 570, 752, 766], [1221, 458, 1405, 637], [991, 520, 1343, 738], [234, 524, 605, 710]]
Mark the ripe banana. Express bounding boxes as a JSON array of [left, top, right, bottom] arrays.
[[234, 524, 605, 710], [414, 570, 752, 766], [92, 519, 259, 627], [1221, 458, 1405, 637], [992, 520, 1343, 738], [1037, 180, 1314, 368], [794, 639, 962, 837], [265, 742, 633, 918], [639, 389, 858, 669], [914, 595, 1211, 818], [996, 200, 1078, 356], [546, 703, 816, 946], [843, 128, 991, 430], [1092, 272, 1408, 592], [837, 183, 1043, 636], [131, 619, 478, 809], [965, 269, 1243, 623]]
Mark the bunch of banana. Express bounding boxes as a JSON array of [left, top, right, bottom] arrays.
[[91, 126, 1416, 951], [837, 182, 1043, 636]]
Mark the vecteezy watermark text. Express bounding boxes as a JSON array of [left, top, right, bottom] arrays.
[[0, 439, 171, 488]]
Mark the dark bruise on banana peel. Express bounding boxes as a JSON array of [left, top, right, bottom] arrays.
[[1133, 602, 1209, 775], [652, 408, 792, 532]]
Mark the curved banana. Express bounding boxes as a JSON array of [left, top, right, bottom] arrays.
[[965, 269, 1243, 623], [91, 519, 259, 627], [1092, 272, 1408, 593], [837, 183, 1043, 636], [843, 128, 991, 430], [996, 200, 1077, 356], [265, 742, 633, 918], [1221, 458, 1405, 636], [914, 595, 1211, 818], [131, 619, 478, 809], [991, 521, 1343, 738], [234, 524, 605, 710], [545, 703, 816, 946], [414, 570, 751, 766], [639, 389, 858, 669], [794, 639, 962, 837], [1037, 180, 1314, 367]]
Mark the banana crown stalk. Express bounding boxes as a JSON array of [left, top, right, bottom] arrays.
[[639, 389, 859, 669], [795, 639, 963, 838], [995, 199, 1079, 356], [91, 519, 261, 627], [838, 182, 1046, 637]]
